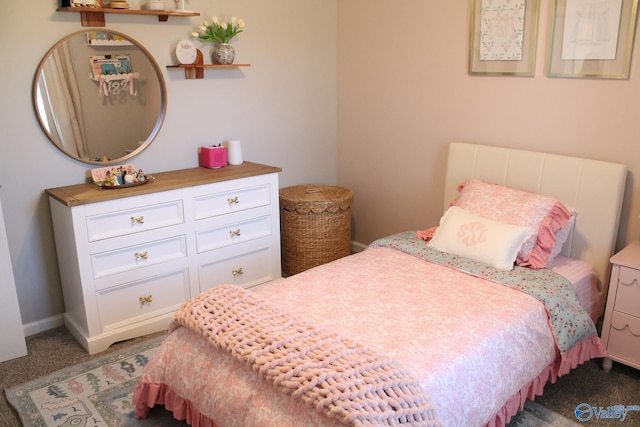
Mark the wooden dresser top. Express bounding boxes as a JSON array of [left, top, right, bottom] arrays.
[[46, 162, 282, 207]]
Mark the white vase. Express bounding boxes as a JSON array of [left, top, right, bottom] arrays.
[[225, 140, 243, 165]]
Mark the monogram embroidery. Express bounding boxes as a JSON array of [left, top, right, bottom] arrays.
[[458, 222, 487, 246]]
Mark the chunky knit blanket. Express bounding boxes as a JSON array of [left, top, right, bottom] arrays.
[[170, 285, 442, 427]]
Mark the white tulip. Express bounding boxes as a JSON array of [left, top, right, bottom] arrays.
[[230, 16, 237, 25], [221, 22, 228, 30], [212, 16, 219, 24], [203, 21, 209, 27], [191, 32, 199, 37], [200, 25, 207, 31], [238, 19, 245, 28]]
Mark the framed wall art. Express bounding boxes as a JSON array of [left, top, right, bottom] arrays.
[[468, 0, 540, 76], [547, 0, 639, 79], [64, 0, 102, 8]]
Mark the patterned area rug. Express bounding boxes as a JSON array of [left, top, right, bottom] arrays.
[[507, 400, 580, 427], [6, 334, 578, 427], [5, 336, 185, 427]]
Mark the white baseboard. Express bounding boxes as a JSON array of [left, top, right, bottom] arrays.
[[351, 241, 368, 254], [23, 314, 64, 337]]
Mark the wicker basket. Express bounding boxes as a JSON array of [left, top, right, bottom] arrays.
[[280, 184, 353, 276]]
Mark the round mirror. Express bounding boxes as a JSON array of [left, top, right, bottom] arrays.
[[33, 30, 167, 165]]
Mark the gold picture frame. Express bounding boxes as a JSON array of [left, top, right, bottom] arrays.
[[468, 0, 540, 76], [547, 0, 639, 79], [69, 0, 101, 8]]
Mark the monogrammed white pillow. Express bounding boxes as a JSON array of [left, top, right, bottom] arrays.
[[429, 206, 536, 271]]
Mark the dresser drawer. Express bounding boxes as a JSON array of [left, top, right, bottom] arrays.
[[86, 200, 184, 242], [196, 215, 272, 253], [193, 183, 272, 220], [607, 311, 640, 364], [96, 269, 190, 331], [198, 243, 275, 291], [91, 235, 187, 279], [614, 267, 640, 316]]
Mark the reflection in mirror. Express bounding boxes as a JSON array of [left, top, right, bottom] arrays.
[[33, 30, 167, 165]]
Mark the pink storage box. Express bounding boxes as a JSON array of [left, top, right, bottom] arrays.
[[200, 146, 227, 168]]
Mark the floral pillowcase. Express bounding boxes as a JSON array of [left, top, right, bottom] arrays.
[[451, 179, 572, 269]]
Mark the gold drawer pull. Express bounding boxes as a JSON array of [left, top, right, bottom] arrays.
[[139, 295, 153, 305], [131, 216, 145, 225], [227, 196, 239, 206], [135, 252, 148, 262], [232, 267, 244, 277], [229, 229, 241, 238]]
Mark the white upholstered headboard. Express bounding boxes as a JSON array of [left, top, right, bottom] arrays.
[[444, 142, 627, 288]]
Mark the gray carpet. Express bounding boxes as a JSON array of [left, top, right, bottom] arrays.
[[1, 327, 639, 426]]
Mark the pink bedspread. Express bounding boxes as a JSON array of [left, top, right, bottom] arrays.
[[134, 247, 605, 426]]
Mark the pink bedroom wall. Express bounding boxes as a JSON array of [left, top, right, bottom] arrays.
[[337, 1, 640, 252]]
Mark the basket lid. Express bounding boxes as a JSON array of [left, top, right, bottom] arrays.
[[280, 184, 353, 213]]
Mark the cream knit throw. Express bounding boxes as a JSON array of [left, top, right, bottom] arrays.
[[170, 285, 441, 427]]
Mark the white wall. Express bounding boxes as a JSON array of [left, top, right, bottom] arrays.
[[0, 0, 337, 331]]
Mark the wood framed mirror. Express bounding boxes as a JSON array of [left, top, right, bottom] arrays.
[[33, 30, 167, 165]]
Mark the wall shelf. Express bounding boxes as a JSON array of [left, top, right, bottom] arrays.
[[167, 64, 251, 79], [57, 7, 200, 27]]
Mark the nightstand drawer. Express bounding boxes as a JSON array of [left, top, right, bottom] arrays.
[[86, 200, 184, 242], [96, 269, 189, 330], [606, 311, 640, 363], [614, 267, 640, 316]]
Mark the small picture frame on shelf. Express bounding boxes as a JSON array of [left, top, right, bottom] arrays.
[[65, 0, 102, 8]]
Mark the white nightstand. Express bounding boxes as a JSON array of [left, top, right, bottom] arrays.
[[601, 241, 640, 372]]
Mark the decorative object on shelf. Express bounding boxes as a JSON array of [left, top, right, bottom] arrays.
[[175, 39, 197, 64], [225, 140, 243, 165], [200, 144, 227, 169], [214, 43, 235, 65], [86, 31, 133, 45], [146, 0, 164, 10], [66, 0, 102, 7], [192, 15, 245, 64], [174, 0, 188, 11], [107, 1, 129, 8]]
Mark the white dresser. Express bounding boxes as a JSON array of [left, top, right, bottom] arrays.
[[601, 241, 640, 372], [46, 163, 282, 354]]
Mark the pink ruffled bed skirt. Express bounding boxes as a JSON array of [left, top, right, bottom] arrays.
[[133, 335, 605, 427], [134, 382, 218, 427], [487, 335, 606, 427]]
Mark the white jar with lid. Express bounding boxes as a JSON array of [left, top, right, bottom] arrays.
[[147, 0, 164, 10]]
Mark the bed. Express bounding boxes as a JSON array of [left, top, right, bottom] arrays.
[[133, 142, 627, 427]]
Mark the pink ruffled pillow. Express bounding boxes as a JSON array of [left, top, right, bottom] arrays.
[[451, 179, 572, 269]]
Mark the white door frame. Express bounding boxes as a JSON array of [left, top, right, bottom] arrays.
[[0, 195, 27, 362]]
